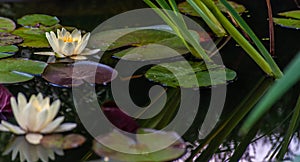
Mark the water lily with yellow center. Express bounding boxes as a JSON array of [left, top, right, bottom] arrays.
[[0, 93, 77, 145], [36, 28, 100, 60]]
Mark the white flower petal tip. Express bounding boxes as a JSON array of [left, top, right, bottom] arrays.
[[46, 28, 95, 59], [1, 121, 25, 135], [54, 123, 77, 133], [80, 48, 101, 55], [25, 133, 43, 145], [34, 52, 56, 56], [70, 56, 87, 60]]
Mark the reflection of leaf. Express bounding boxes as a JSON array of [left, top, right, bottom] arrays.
[[273, 18, 300, 29], [0, 58, 47, 84], [0, 85, 12, 120], [278, 10, 300, 20], [12, 27, 49, 48], [17, 14, 60, 27], [0, 17, 15, 32], [178, 1, 246, 17], [0, 32, 23, 46], [0, 45, 18, 59], [145, 61, 236, 88], [42, 61, 118, 87], [93, 129, 186, 162]]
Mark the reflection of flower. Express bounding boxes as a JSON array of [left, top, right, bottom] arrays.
[[42, 28, 100, 60], [0, 93, 76, 144], [2, 136, 64, 162]]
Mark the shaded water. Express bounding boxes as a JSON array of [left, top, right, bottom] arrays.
[[0, 0, 300, 161]]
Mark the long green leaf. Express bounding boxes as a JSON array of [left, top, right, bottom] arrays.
[[240, 53, 300, 135]]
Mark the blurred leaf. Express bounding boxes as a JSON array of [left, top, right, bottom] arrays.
[[278, 10, 300, 20], [42, 61, 118, 87], [145, 61, 236, 88], [0, 84, 12, 120], [273, 18, 300, 29], [178, 1, 246, 17], [41, 134, 86, 150], [17, 14, 59, 27], [0, 58, 47, 84], [62, 134, 86, 149], [12, 27, 49, 48], [93, 129, 186, 162], [0, 45, 18, 59], [0, 17, 16, 32], [0, 32, 23, 46]]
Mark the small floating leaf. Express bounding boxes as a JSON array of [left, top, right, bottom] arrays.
[[273, 18, 300, 29], [42, 61, 118, 87], [62, 134, 86, 149], [178, 1, 246, 17], [41, 134, 86, 150], [0, 32, 23, 46], [0, 45, 18, 59], [145, 61, 236, 88], [0, 17, 16, 32], [0, 58, 47, 84], [17, 14, 59, 27], [278, 10, 300, 20], [12, 27, 49, 48], [93, 129, 186, 162]]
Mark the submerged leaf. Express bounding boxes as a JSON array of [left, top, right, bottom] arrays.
[[273, 18, 300, 29], [0, 45, 18, 59], [0, 17, 16, 32], [93, 129, 186, 162], [42, 61, 118, 87], [145, 61, 236, 88], [0, 58, 47, 84], [12, 27, 49, 48], [0, 32, 23, 46], [17, 14, 59, 27]]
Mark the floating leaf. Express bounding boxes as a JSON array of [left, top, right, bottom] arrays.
[[0, 32, 23, 46], [145, 61, 236, 88], [17, 14, 59, 27], [273, 18, 300, 29], [0, 45, 18, 59], [62, 134, 86, 149], [0, 17, 16, 32], [102, 101, 139, 133], [42, 61, 118, 87], [278, 10, 300, 20], [41, 134, 86, 150], [12, 27, 49, 48], [0, 84, 12, 120], [0, 58, 47, 84], [178, 1, 246, 17], [93, 129, 186, 162]]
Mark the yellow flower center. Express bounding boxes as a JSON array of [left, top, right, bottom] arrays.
[[63, 36, 73, 43]]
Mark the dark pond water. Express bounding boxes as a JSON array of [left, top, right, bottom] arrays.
[[0, 0, 300, 161]]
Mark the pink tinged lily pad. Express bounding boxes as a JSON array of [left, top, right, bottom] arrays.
[[41, 134, 86, 150], [0, 32, 23, 46], [42, 61, 118, 87], [0, 84, 12, 120], [102, 101, 139, 133]]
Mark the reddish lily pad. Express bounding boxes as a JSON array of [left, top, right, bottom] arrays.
[[0, 17, 16, 32], [0, 85, 12, 120], [42, 61, 118, 87], [0, 32, 23, 46], [41, 134, 86, 150]]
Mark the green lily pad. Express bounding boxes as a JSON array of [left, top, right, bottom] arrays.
[[0, 45, 18, 59], [12, 27, 49, 48], [17, 14, 59, 27], [273, 18, 300, 29], [178, 1, 246, 17], [0, 58, 47, 84], [93, 129, 186, 162], [0, 17, 16, 32], [145, 61, 236, 88], [278, 10, 300, 20], [0, 32, 23, 46]]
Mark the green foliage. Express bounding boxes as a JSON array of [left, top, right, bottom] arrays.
[[273, 10, 300, 29], [0, 45, 18, 59], [17, 14, 60, 27], [0, 17, 16, 32], [0, 32, 23, 46], [12, 27, 50, 48]]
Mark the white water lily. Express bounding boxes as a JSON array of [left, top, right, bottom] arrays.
[[0, 93, 76, 144], [36, 28, 100, 60]]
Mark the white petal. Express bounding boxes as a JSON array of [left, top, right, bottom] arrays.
[[17, 93, 27, 110], [60, 28, 67, 37], [26, 102, 39, 132], [34, 52, 55, 56], [40, 116, 64, 134], [0, 124, 9, 132], [80, 48, 100, 55], [46, 100, 60, 124], [46, 32, 59, 53], [55, 52, 66, 58], [70, 56, 87, 60], [11, 96, 23, 128], [75, 32, 90, 54], [71, 29, 81, 41], [25, 133, 43, 145], [33, 109, 48, 132], [62, 42, 75, 56], [37, 93, 44, 102], [1, 121, 25, 134], [53, 123, 77, 133]]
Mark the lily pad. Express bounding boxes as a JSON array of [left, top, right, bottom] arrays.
[[0, 58, 47, 84], [93, 129, 186, 162], [0, 45, 18, 59], [12, 27, 49, 48], [0, 17, 16, 32], [178, 1, 246, 17], [41, 134, 86, 150], [42, 61, 118, 87], [17, 14, 59, 27], [0, 32, 23, 46], [145, 61, 236, 88], [273, 18, 300, 29], [278, 10, 300, 20]]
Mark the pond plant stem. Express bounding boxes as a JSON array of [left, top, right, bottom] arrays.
[[266, 0, 275, 56]]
